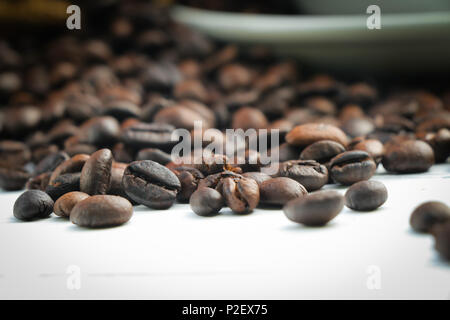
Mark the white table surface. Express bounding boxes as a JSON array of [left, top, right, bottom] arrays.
[[0, 164, 449, 300]]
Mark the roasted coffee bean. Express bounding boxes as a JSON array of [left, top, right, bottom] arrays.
[[121, 122, 176, 150], [13, 190, 53, 221], [197, 170, 242, 190], [45, 172, 81, 201], [136, 148, 172, 165], [49, 154, 89, 185], [172, 167, 204, 203], [218, 63, 253, 91], [242, 172, 272, 187], [260, 177, 307, 206], [341, 117, 375, 138], [0, 140, 30, 167], [122, 160, 181, 209], [189, 187, 224, 217], [299, 140, 345, 164], [33, 151, 69, 176], [153, 104, 209, 131], [286, 123, 349, 147], [64, 143, 97, 157], [232, 107, 268, 130], [80, 148, 113, 195], [329, 151, 376, 185], [26, 172, 51, 190], [108, 162, 128, 196], [0, 166, 30, 191], [220, 176, 259, 214], [54, 191, 90, 218], [31, 144, 59, 163], [102, 100, 141, 120], [77, 116, 120, 146], [277, 160, 328, 191], [382, 140, 434, 173], [432, 222, 450, 261], [348, 138, 384, 165], [345, 180, 388, 211], [421, 128, 450, 163], [70, 195, 133, 228], [272, 142, 301, 162], [283, 190, 344, 226], [410, 201, 450, 233]]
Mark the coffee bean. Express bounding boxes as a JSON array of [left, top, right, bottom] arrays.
[[232, 107, 268, 130], [33, 151, 69, 176], [345, 180, 388, 211], [102, 100, 141, 120], [0, 166, 30, 191], [80, 148, 113, 195], [220, 176, 259, 214], [189, 187, 224, 217], [277, 160, 328, 191], [0, 140, 30, 167], [299, 140, 345, 164], [242, 172, 272, 187], [136, 148, 172, 165], [13, 190, 54, 221], [26, 172, 51, 190], [348, 138, 384, 165], [286, 123, 349, 147], [49, 154, 89, 185], [329, 151, 376, 185], [382, 140, 434, 173], [432, 222, 450, 261], [172, 167, 204, 203], [197, 170, 242, 190], [70, 195, 133, 228], [122, 160, 181, 209], [283, 190, 344, 226], [45, 172, 81, 201], [410, 201, 450, 233], [153, 104, 210, 131], [77, 116, 120, 146], [121, 122, 176, 150], [54, 191, 90, 218], [260, 177, 307, 206]]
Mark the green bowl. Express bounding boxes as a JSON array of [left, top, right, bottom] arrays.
[[171, 5, 450, 75]]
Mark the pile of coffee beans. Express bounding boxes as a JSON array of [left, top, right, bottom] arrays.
[[0, 1, 449, 258]]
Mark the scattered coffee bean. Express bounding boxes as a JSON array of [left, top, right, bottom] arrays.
[[299, 140, 345, 165], [242, 172, 272, 187], [80, 148, 113, 195], [120, 122, 176, 151], [70, 195, 133, 228], [410, 201, 450, 233], [54, 191, 90, 218], [345, 180, 388, 211], [45, 172, 81, 201], [329, 151, 376, 185], [122, 160, 181, 209], [286, 123, 349, 147], [277, 160, 328, 191], [0, 167, 30, 191], [172, 167, 204, 203], [49, 154, 89, 185], [283, 190, 344, 226], [33, 151, 69, 176], [220, 176, 259, 214], [26, 172, 51, 190], [189, 187, 224, 217], [382, 140, 434, 173], [13, 190, 54, 221], [136, 148, 172, 165], [432, 222, 450, 261], [260, 177, 307, 206]]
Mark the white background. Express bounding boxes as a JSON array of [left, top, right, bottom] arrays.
[[0, 164, 449, 299]]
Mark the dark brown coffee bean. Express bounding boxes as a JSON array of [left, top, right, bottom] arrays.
[[189, 187, 224, 217], [70, 195, 133, 228], [218, 64, 253, 91], [299, 140, 345, 164], [172, 167, 204, 203], [65, 93, 102, 122], [102, 100, 141, 120], [153, 104, 210, 131], [286, 123, 349, 147], [33, 151, 69, 176], [421, 128, 450, 163], [136, 148, 172, 165], [277, 160, 328, 191], [345, 180, 388, 211], [31, 144, 59, 163], [77, 116, 120, 146], [260, 177, 307, 206], [46, 172, 81, 201], [242, 172, 272, 187], [13, 190, 54, 221], [283, 190, 344, 226], [382, 140, 434, 173], [410, 201, 450, 233], [122, 160, 181, 209], [220, 176, 259, 214], [64, 143, 98, 157], [232, 107, 268, 130], [121, 122, 176, 150], [348, 138, 384, 165], [341, 117, 375, 138], [432, 222, 450, 261], [49, 154, 90, 185], [26, 172, 51, 190], [80, 148, 113, 195], [329, 151, 376, 185], [54, 191, 90, 218], [0, 166, 30, 191], [0, 140, 31, 167], [197, 170, 242, 190], [271, 142, 302, 162]]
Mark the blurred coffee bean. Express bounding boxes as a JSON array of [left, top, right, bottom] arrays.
[[102, 100, 141, 120], [410, 201, 450, 233], [348, 138, 384, 165], [34, 151, 69, 176], [0, 167, 31, 191], [45, 172, 81, 201], [382, 140, 434, 173], [77, 116, 120, 146], [345, 180, 388, 211], [0, 140, 31, 167], [232, 107, 268, 130], [121, 122, 176, 150], [286, 123, 349, 147], [26, 172, 51, 191], [49, 154, 90, 185], [432, 222, 450, 261], [242, 172, 272, 187], [299, 140, 345, 165]]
